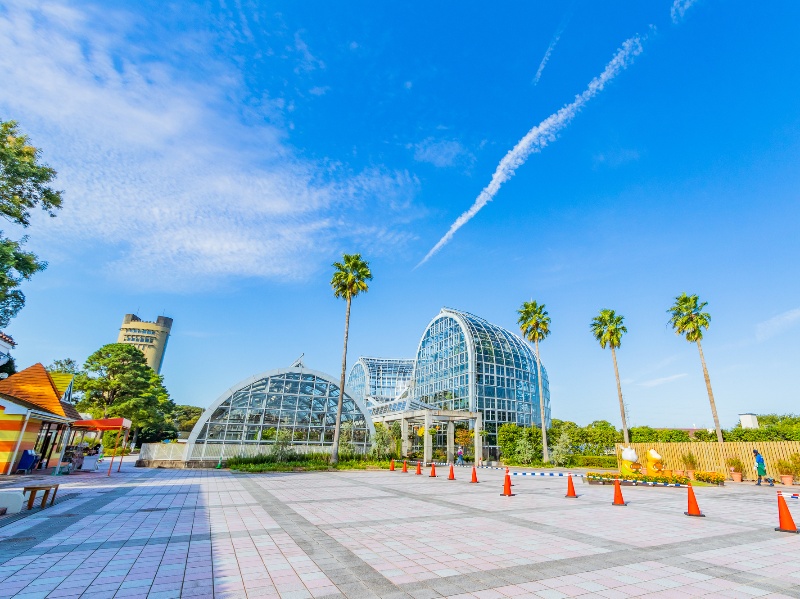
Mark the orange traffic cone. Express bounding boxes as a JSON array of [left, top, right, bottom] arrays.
[[429, 463, 437, 477], [415, 461, 422, 475], [501, 470, 515, 496], [470, 466, 479, 483], [565, 474, 577, 498], [685, 482, 704, 517], [389, 459, 395, 471], [402, 460, 408, 473], [612, 479, 627, 506], [776, 491, 799, 533], [506, 467, 514, 486], [448, 464, 455, 480]]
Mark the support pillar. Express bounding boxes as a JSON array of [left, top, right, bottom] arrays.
[[401, 418, 409, 457], [473, 413, 482, 465], [446, 421, 455, 463], [423, 411, 433, 466]]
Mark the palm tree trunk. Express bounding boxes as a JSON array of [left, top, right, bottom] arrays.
[[611, 346, 629, 444], [697, 339, 724, 445], [535, 339, 549, 463], [331, 296, 352, 465]]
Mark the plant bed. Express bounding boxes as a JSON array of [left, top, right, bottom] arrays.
[[586, 472, 691, 486]]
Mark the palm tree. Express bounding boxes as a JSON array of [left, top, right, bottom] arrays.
[[330, 253, 372, 465], [517, 300, 551, 462], [668, 293, 723, 445], [590, 309, 629, 444]]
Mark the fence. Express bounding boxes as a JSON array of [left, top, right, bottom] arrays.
[[615, 442, 800, 479], [139, 443, 187, 462], [139, 441, 368, 464]]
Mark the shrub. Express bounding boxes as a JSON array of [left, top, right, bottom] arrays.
[[682, 452, 698, 470], [694, 471, 725, 485], [775, 459, 795, 476], [791, 453, 800, 475], [549, 432, 572, 467], [725, 457, 745, 473], [570, 455, 617, 469]]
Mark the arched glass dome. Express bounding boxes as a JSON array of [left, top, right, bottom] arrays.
[[186, 365, 374, 460], [412, 307, 549, 449], [348, 357, 415, 413]]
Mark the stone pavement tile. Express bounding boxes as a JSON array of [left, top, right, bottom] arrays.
[[531, 590, 567, 599]]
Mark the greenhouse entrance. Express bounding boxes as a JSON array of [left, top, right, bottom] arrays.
[[372, 409, 482, 465]]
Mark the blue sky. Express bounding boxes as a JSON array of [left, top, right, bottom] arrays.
[[1, 0, 799, 428]]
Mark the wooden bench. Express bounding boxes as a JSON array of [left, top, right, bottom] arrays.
[[22, 484, 60, 510]]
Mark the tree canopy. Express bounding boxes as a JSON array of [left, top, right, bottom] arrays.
[[331, 253, 372, 301], [590, 309, 627, 349], [0, 120, 63, 327], [74, 343, 172, 426], [517, 300, 551, 344], [668, 292, 710, 342], [46, 358, 81, 374]]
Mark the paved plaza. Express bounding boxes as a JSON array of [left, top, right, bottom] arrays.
[[1, 461, 799, 599]]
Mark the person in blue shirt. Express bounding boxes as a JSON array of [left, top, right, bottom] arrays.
[[753, 449, 773, 486]]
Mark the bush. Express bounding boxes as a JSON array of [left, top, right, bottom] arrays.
[[694, 471, 725, 485], [725, 457, 745, 473], [775, 459, 795, 476], [682, 452, 698, 470], [226, 451, 391, 472], [570, 455, 617, 469]]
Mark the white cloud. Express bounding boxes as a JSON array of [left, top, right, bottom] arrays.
[[671, 0, 698, 24], [756, 308, 800, 342], [593, 148, 641, 168], [418, 33, 647, 266], [638, 373, 688, 388], [533, 10, 572, 86], [0, 2, 418, 290], [413, 138, 474, 169], [309, 86, 330, 96]]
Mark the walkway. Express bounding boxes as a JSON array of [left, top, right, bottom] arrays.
[[1, 461, 799, 598]]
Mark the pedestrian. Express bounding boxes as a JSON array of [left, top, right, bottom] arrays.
[[456, 445, 464, 466], [753, 449, 773, 486]]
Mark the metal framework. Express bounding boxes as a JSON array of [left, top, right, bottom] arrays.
[[186, 364, 375, 458], [372, 409, 482, 466], [411, 308, 550, 452]]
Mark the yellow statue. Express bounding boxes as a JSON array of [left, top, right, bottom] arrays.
[[620, 446, 642, 477], [646, 448, 664, 476]]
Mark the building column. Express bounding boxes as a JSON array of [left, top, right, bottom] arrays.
[[423, 411, 433, 466], [473, 413, 482, 465], [446, 421, 455, 463], [400, 418, 409, 457]]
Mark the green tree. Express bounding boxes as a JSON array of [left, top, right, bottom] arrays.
[[173, 405, 204, 432], [549, 431, 572, 467], [668, 293, 723, 445], [0, 236, 46, 327], [46, 358, 81, 374], [370, 422, 395, 459], [74, 343, 153, 419], [0, 355, 16, 377], [330, 253, 372, 465], [590, 309, 630, 444], [517, 300, 551, 462], [0, 120, 63, 326]]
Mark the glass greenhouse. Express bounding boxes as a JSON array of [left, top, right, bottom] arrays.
[[186, 365, 374, 460], [348, 357, 415, 414], [412, 307, 549, 450]]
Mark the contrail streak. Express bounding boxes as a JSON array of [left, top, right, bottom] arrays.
[[418, 34, 646, 267], [533, 9, 573, 86], [533, 33, 561, 86]]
